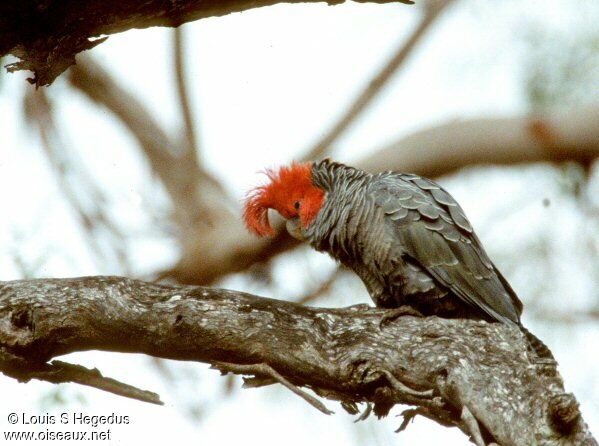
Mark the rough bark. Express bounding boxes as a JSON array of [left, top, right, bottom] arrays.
[[0, 276, 595, 445], [0, 0, 411, 86]]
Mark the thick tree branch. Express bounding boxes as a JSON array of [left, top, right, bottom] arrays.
[[0, 0, 411, 86], [359, 103, 599, 177], [0, 276, 595, 445]]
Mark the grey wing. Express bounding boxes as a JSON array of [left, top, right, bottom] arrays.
[[372, 173, 522, 325]]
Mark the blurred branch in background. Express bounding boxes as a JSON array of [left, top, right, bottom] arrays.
[[174, 26, 203, 165], [63, 53, 599, 287], [23, 89, 132, 274], [67, 56, 226, 230], [359, 104, 599, 176], [66, 56, 271, 287], [303, 0, 454, 161], [66, 56, 288, 284]]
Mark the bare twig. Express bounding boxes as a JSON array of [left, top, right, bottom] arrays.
[[0, 349, 162, 405], [354, 403, 372, 422], [461, 406, 486, 446], [381, 369, 434, 399], [173, 26, 202, 166], [302, 0, 454, 161], [396, 407, 426, 432], [212, 361, 334, 415]]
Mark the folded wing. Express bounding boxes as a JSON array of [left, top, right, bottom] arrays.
[[373, 173, 522, 325]]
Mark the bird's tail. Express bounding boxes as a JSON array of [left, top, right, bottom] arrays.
[[519, 324, 557, 365]]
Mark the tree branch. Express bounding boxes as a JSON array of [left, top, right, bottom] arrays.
[[173, 26, 202, 166], [0, 276, 595, 445], [358, 103, 599, 177], [0, 0, 411, 86], [0, 349, 162, 405], [67, 56, 231, 231]]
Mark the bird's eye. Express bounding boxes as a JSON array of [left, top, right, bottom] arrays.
[[294, 201, 300, 210]]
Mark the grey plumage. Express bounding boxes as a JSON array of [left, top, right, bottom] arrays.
[[304, 159, 523, 326]]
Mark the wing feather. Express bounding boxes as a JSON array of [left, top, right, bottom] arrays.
[[372, 174, 522, 324]]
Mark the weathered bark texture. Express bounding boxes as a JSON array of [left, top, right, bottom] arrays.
[[0, 0, 410, 86], [0, 276, 595, 445]]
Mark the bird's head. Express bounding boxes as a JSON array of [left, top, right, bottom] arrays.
[[243, 161, 325, 239]]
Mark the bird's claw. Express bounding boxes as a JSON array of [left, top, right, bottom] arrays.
[[351, 361, 434, 398], [345, 303, 372, 312], [340, 401, 359, 415], [354, 403, 373, 422], [379, 305, 424, 328], [396, 408, 425, 432]]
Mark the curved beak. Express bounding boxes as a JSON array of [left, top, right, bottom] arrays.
[[286, 217, 306, 241]]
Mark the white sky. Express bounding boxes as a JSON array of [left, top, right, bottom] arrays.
[[0, 1, 598, 445]]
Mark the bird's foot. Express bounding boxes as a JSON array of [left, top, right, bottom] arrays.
[[354, 403, 373, 422], [396, 407, 427, 432], [532, 357, 559, 377], [379, 306, 424, 328], [345, 303, 372, 312], [351, 361, 433, 399]]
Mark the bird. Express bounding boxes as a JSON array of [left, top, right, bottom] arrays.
[[243, 158, 553, 360]]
